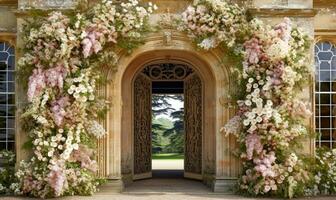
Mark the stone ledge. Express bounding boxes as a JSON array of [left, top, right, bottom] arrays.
[[213, 179, 236, 193], [0, 0, 17, 6], [98, 179, 124, 194], [248, 8, 318, 17], [0, 32, 16, 46]]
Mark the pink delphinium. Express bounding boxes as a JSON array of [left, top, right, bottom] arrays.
[[45, 64, 67, 89], [48, 163, 67, 197], [82, 27, 105, 58], [70, 145, 97, 172], [27, 68, 46, 102], [244, 37, 263, 64], [51, 96, 70, 126], [269, 61, 285, 86], [274, 18, 292, 43], [246, 133, 263, 160], [254, 151, 277, 178]]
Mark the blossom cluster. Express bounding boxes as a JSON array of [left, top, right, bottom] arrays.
[[15, 0, 155, 198], [235, 18, 312, 198], [308, 148, 336, 196], [180, 0, 248, 50], [0, 150, 16, 195], [182, 0, 313, 198]]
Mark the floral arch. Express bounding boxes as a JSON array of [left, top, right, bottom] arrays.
[[5, 0, 331, 199]]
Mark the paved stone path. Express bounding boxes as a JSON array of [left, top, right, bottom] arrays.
[[1, 172, 335, 200], [152, 159, 184, 170]]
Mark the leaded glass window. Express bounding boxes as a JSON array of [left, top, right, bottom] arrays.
[[0, 42, 15, 151], [315, 41, 336, 149]]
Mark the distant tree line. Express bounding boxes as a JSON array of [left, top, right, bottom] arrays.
[[152, 94, 184, 154]]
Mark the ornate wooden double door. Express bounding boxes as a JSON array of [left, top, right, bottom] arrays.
[[133, 63, 203, 180]]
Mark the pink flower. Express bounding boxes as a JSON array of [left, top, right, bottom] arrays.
[[70, 145, 98, 172], [45, 64, 67, 89], [290, 100, 312, 118], [51, 96, 69, 126], [48, 163, 66, 197], [81, 28, 104, 58], [270, 61, 285, 86], [254, 152, 277, 178], [244, 38, 263, 64], [246, 133, 263, 160], [274, 17, 292, 42], [27, 68, 46, 102]]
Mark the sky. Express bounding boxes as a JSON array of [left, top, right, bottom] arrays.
[[155, 96, 184, 120]]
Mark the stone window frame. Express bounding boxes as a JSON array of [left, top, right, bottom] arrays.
[[315, 33, 336, 149]]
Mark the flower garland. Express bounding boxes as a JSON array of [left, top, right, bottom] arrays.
[[15, 0, 156, 198], [180, 0, 312, 198], [10, 0, 336, 198]]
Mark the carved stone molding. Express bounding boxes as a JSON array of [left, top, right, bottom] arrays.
[[248, 8, 317, 17], [314, 0, 336, 8], [315, 34, 336, 44], [0, 33, 16, 46], [18, 0, 75, 10], [0, 0, 17, 5]]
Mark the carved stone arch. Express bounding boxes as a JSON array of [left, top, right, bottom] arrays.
[[102, 32, 240, 191]]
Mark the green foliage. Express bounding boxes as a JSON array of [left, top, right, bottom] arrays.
[[80, 131, 97, 149], [152, 153, 184, 160], [0, 150, 16, 194], [152, 94, 184, 154]]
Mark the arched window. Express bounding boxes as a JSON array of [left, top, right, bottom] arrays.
[[315, 41, 336, 149], [0, 42, 15, 151]]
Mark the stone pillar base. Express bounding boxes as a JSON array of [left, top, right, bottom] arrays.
[[99, 179, 124, 193], [213, 179, 237, 193]]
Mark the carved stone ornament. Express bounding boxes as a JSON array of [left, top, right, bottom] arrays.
[[18, 0, 76, 9]]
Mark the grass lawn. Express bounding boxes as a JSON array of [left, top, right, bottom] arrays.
[[152, 153, 184, 160]]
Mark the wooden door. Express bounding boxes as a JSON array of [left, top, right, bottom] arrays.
[[133, 73, 152, 180], [184, 73, 203, 180]]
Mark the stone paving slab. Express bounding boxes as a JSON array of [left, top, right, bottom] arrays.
[[152, 159, 184, 170], [1, 177, 335, 200], [1, 194, 336, 200]]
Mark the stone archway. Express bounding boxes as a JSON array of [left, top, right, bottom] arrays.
[[100, 33, 241, 192], [121, 52, 214, 185]]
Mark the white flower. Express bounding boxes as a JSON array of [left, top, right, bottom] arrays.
[[72, 143, 79, 150], [266, 38, 290, 61], [48, 150, 54, 157], [245, 100, 252, 106], [198, 37, 217, 50], [86, 120, 107, 139]]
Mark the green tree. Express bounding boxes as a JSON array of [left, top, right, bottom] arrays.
[[163, 108, 184, 153]]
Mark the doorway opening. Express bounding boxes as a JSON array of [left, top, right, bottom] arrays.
[[152, 82, 184, 178], [133, 62, 203, 181]]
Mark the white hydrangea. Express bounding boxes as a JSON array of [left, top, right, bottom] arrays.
[[198, 37, 217, 50], [266, 38, 290, 61], [86, 120, 107, 139], [221, 115, 242, 137]]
